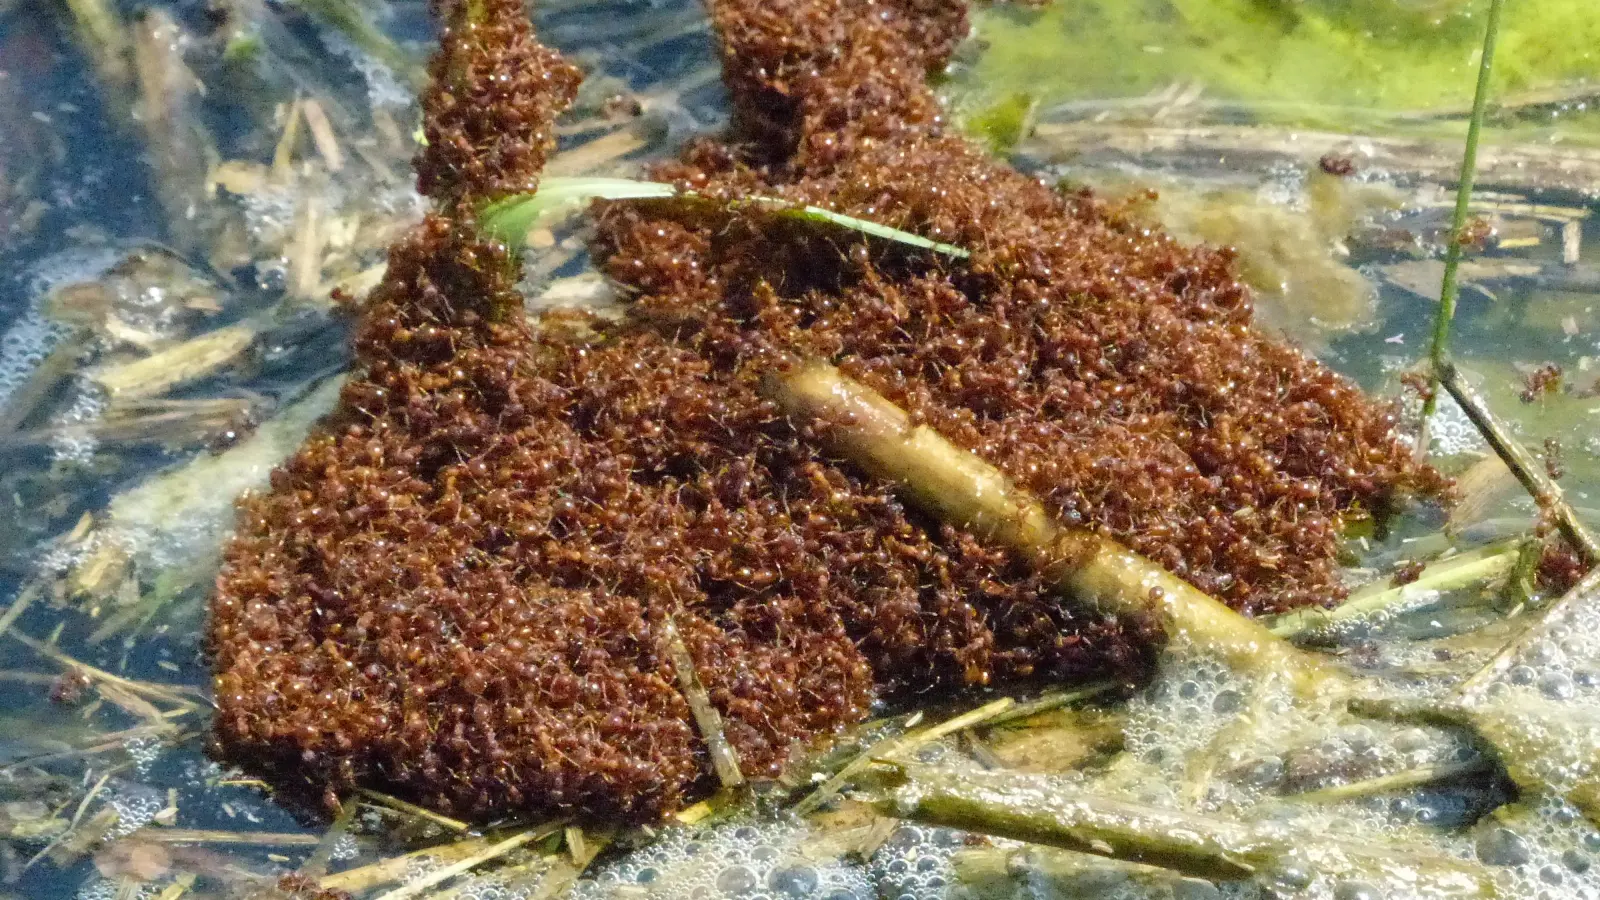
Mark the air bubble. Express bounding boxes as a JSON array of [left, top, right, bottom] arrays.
[[1212, 689, 1243, 714], [1542, 672, 1576, 701], [767, 865, 818, 897], [715, 865, 758, 894], [1476, 827, 1532, 866]]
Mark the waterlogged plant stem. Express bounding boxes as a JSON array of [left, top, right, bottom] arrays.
[[1268, 538, 1528, 638], [660, 616, 746, 792], [1438, 362, 1600, 565], [763, 361, 1334, 687], [793, 696, 1015, 815], [1423, 0, 1505, 422], [867, 764, 1497, 894]]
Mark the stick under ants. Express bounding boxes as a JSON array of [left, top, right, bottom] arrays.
[[761, 359, 1338, 692]]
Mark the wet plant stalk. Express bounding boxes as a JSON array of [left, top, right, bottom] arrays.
[[1423, 0, 1505, 423], [1438, 362, 1600, 565], [868, 764, 1497, 894], [661, 616, 746, 792], [764, 361, 1335, 687]]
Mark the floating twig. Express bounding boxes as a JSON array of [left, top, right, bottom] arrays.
[[980, 682, 1118, 729], [1438, 362, 1600, 565], [373, 824, 559, 900], [357, 787, 472, 833], [793, 696, 1015, 816], [867, 764, 1496, 893], [1286, 759, 1493, 803], [764, 360, 1335, 686], [1269, 538, 1528, 637], [660, 616, 745, 793], [91, 325, 256, 400]]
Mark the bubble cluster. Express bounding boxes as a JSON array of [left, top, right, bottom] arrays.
[[1469, 795, 1600, 900], [868, 824, 963, 900], [572, 818, 872, 900], [0, 300, 65, 412], [49, 385, 108, 464], [103, 780, 165, 838]]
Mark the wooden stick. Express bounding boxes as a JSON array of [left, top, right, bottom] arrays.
[[1438, 361, 1600, 565], [763, 361, 1334, 686]]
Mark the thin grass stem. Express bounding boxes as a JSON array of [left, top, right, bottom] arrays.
[[1422, 0, 1505, 423]]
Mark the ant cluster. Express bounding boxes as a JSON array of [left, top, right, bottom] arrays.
[[208, 0, 1447, 822]]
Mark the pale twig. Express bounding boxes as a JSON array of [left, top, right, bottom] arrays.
[[1438, 362, 1600, 565], [357, 787, 472, 833], [1268, 538, 1527, 637], [1286, 759, 1492, 803], [373, 825, 558, 900], [793, 697, 1016, 816], [980, 682, 1118, 729], [661, 616, 745, 792], [764, 361, 1334, 686]]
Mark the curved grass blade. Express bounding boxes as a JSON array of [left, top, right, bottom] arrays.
[[478, 177, 678, 245], [478, 177, 970, 259], [742, 198, 970, 259]]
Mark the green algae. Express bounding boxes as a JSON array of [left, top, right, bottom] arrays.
[[952, 0, 1600, 140]]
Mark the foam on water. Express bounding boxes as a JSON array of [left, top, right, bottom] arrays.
[[569, 817, 874, 900], [0, 247, 124, 414], [890, 618, 1600, 900]]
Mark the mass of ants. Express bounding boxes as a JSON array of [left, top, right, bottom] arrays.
[[207, 0, 1450, 823]]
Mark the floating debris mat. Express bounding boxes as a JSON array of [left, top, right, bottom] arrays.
[[206, 0, 1447, 823]]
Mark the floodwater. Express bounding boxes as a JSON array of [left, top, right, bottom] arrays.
[[0, 1, 1598, 899]]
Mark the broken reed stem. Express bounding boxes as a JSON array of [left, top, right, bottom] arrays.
[[373, 824, 558, 900], [1268, 538, 1527, 637], [298, 798, 359, 880], [980, 682, 1118, 729], [870, 764, 1497, 893], [1458, 562, 1600, 702], [793, 696, 1016, 816], [357, 787, 472, 832], [1439, 362, 1600, 564], [1423, 0, 1505, 422], [763, 361, 1334, 688], [1286, 758, 1493, 803], [660, 616, 746, 792]]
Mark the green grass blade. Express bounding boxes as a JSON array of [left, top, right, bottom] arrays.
[[745, 198, 970, 259], [478, 177, 678, 245], [1423, 0, 1505, 422], [478, 177, 970, 260]]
